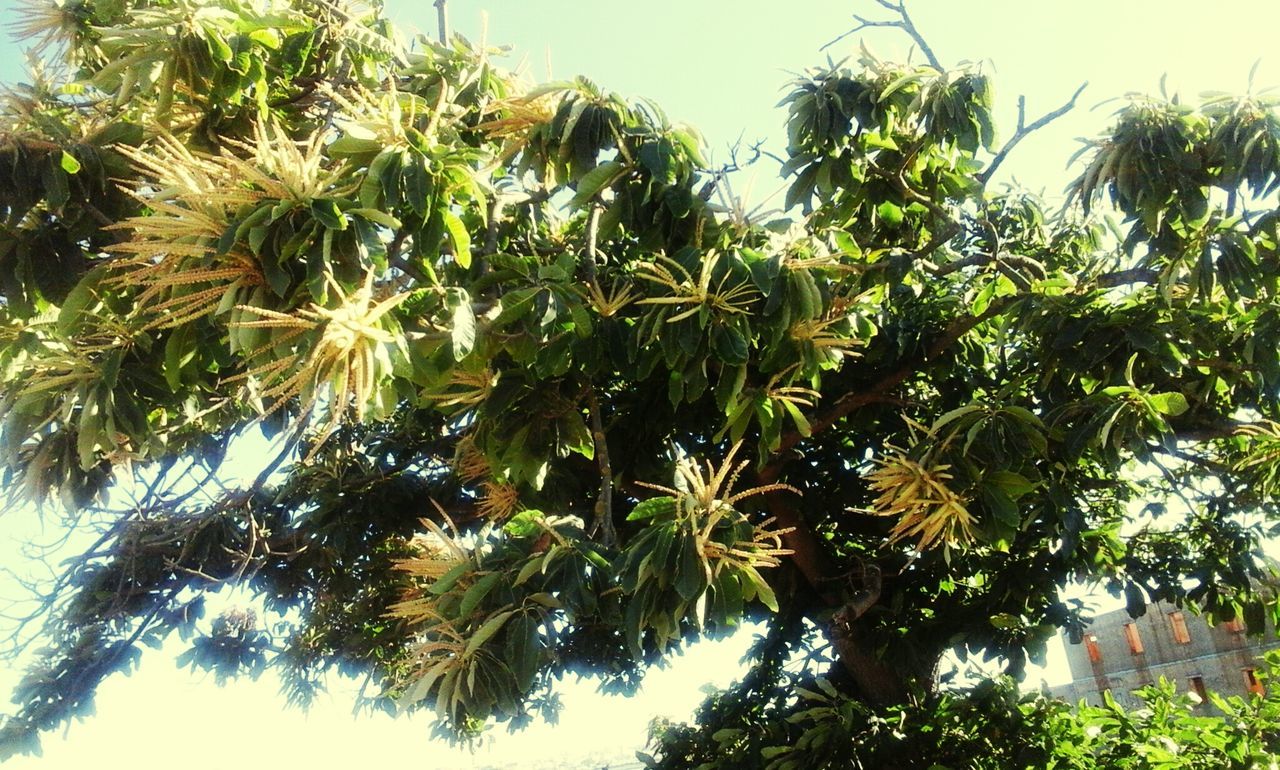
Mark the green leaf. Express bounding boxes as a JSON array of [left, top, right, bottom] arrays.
[[876, 200, 904, 228], [1146, 391, 1189, 416], [526, 592, 561, 609], [459, 572, 501, 619], [310, 198, 348, 230], [932, 405, 982, 434], [743, 565, 778, 612], [503, 510, 543, 539], [627, 497, 677, 522], [711, 324, 749, 365], [568, 160, 625, 208], [558, 411, 595, 460], [397, 665, 444, 715], [989, 613, 1020, 630], [514, 557, 544, 587], [205, 30, 233, 62], [448, 289, 475, 361], [163, 326, 193, 392], [465, 610, 515, 657], [987, 470, 1035, 500], [1124, 583, 1147, 618], [878, 70, 924, 102], [328, 135, 381, 157], [505, 613, 540, 692], [674, 530, 707, 601], [59, 151, 81, 174], [428, 562, 470, 596], [780, 398, 811, 437], [443, 211, 472, 269], [982, 485, 1020, 527]]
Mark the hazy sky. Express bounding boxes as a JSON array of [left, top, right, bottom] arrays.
[[3, 0, 1280, 767]]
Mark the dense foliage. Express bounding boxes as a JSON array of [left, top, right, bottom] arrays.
[[2, 0, 1280, 765]]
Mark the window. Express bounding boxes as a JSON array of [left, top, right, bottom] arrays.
[[1224, 617, 1246, 633], [1245, 668, 1265, 695], [1085, 633, 1102, 663], [1123, 622, 1145, 654], [1189, 676, 1208, 703], [1168, 612, 1191, 644]]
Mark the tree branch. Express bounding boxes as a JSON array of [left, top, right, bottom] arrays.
[[482, 198, 501, 257], [1095, 266, 1159, 288], [434, 0, 449, 43], [386, 228, 431, 285], [761, 489, 830, 591], [766, 295, 1020, 466], [823, 1, 942, 71], [585, 387, 616, 547], [978, 82, 1088, 186], [762, 487, 912, 703]]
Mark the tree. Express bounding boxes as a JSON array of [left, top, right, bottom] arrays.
[[1, 0, 1280, 765]]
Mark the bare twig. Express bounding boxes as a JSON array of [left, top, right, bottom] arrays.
[[884, 0, 940, 69], [978, 82, 1088, 186], [434, 0, 449, 43], [823, 0, 942, 71]]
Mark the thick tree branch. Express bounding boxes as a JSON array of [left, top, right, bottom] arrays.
[[767, 295, 1019, 466], [978, 82, 1088, 186], [762, 489, 830, 591], [764, 486, 911, 703], [930, 251, 988, 277]]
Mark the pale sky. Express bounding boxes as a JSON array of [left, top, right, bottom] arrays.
[[2, 1, 1280, 767]]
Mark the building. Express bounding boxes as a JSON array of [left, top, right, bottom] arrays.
[[1049, 602, 1280, 710]]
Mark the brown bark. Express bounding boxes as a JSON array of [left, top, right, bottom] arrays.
[[763, 487, 911, 703]]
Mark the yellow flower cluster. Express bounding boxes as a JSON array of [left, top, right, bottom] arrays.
[[864, 450, 975, 552]]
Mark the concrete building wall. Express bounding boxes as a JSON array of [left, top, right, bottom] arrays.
[[1049, 601, 1280, 710]]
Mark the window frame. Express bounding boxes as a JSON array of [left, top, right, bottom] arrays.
[[1245, 668, 1265, 695], [1084, 632, 1102, 663], [1189, 675, 1208, 704], [1123, 622, 1145, 654]]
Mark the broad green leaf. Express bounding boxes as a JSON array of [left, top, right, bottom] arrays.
[[310, 198, 348, 230], [1146, 391, 1189, 416], [443, 211, 472, 269], [627, 497, 677, 522], [987, 470, 1036, 500], [465, 610, 515, 657], [459, 572, 502, 619], [448, 289, 475, 361], [989, 613, 1020, 630], [568, 160, 625, 208], [428, 562, 470, 596], [59, 151, 80, 174], [876, 200, 904, 228]]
